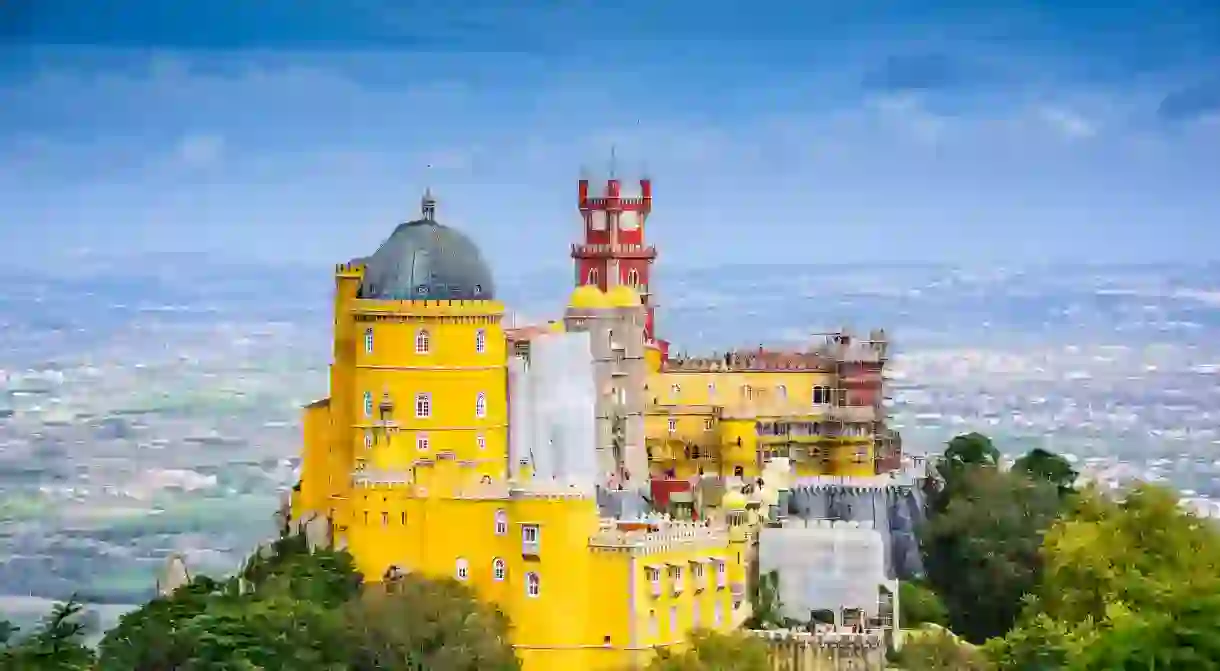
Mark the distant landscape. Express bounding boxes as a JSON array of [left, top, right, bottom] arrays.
[[2, 253, 1217, 630]]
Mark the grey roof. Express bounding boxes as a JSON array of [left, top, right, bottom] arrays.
[[359, 217, 495, 301]]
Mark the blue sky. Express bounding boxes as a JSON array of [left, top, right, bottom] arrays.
[[1, 1, 1218, 273]]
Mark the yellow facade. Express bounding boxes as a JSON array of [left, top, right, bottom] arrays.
[[293, 260, 747, 671], [643, 370, 876, 479]]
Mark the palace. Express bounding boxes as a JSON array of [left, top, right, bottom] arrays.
[[289, 176, 906, 671]]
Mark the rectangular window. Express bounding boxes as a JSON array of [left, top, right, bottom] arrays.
[[477, 434, 486, 451], [415, 393, 431, 418], [363, 391, 373, 417], [646, 567, 661, 596], [400, 511, 407, 525], [416, 433, 429, 451], [707, 383, 715, 399], [522, 524, 540, 555], [364, 430, 373, 448], [381, 511, 388, 526], [669, 606, 678, 634], [475, 329, 487, 354], [648, 611, 659, 638], [703, 418, 713, 431], [364, 327, 374, 354], [475, 392, 487, 419], [715, 561, 727, 588], [667, 418, 677, 433]]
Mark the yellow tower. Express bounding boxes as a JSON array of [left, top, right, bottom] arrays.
[[294, 190, 508, 539]]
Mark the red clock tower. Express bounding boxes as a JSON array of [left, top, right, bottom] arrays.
[[572, 173, 667, 356]]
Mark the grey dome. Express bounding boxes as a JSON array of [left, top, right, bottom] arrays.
[[358, 195, 495, 301]]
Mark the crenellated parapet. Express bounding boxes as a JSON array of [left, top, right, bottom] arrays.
[[748, 628, 886, 649], [589, 518, 728, 553]]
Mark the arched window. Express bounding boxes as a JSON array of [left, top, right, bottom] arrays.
[[415, 328, 431, 354], [777, 385, 787, 399], [494, 509, 508, 536], [493, 558, 506, 581], [455, 558, 469, 581], [414, 393, 431, 419], [525, 572, 540, 598], [363, 327, 374, 354], [475, 329, 487, 354], [475, 392, 487, 419], [626, 269, 640, 286], [587, 268, 599, 285], [363, 391, 373, 417]]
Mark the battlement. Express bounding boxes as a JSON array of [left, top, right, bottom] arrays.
[[589, 518, 728, 552], [747, 629, 885, 649], [780, 518, 877, 531], [792, 473, 920, 491], [663, 350, 834, 373], [335, 261, 366, 276], [351, 298, 506, 317]]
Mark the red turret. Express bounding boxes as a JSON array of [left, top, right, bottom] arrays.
[[571, 171, 665, 354]]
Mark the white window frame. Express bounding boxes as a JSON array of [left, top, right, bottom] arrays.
[[455, 557, 469, 581], [475, 392, 487, 419], [715, 560, 727, 588], [475, 328, 487, 354], [415, 328, 431, 354], [777, 384, 787, 399], [477, 434, 486, 451], [363, 327, 374, 354], [626, 268, 640, 286], [671, 565, 684, 594], [493, 558, 506, 581], [667, 418, 677, 433], [522, 524, 540, 555], [363, 391, 373, 417], [415, 393, 431, 419], [416, 432, 429, 451], [525, 572, 540, 598], [587, 268, 599, 285], [494, 509, 508, 535]]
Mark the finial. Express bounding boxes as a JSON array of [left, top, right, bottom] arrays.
[[609, 144, 617, 180]]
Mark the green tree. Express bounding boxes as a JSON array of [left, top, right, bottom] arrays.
[[895, 627, 995, 671], [992, 483, 1220, 670], [919, 467, 1062, 643], [1012, 448, 1077, 496], [646, 629, 770, 671], [899, 580, 948, 628], [344, 573, 520, 671], [928, 433, 1002, 514], [743, 570, 786, 630], [0, 600, 95, 671]]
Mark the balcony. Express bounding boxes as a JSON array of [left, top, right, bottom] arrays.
[[570, 243, 657, 260], [828, 405, 879, 423]]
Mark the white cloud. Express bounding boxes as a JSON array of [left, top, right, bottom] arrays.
[[1036, 106, 1098, 139], [174, 133, 225, 168]]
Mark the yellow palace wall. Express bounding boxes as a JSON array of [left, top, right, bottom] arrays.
[[643, 370, 875, 479], [342, 461, 743, 671]]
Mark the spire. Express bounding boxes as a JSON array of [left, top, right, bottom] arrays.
[[609, 144, 618, 180], [421, 186, 436, 221]]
